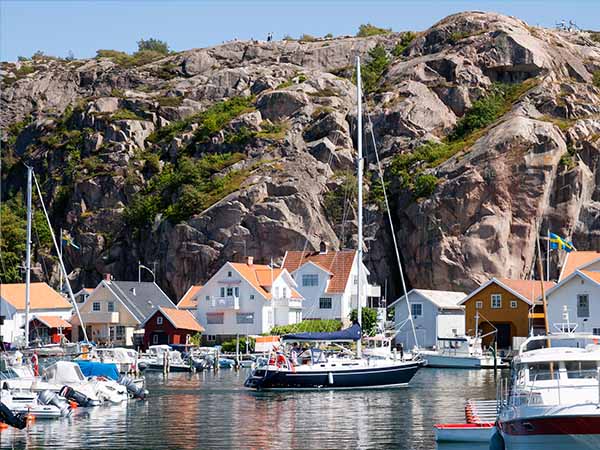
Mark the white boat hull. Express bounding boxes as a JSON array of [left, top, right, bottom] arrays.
[[435, 425, 495, 442], [421, 352, 504, 369]]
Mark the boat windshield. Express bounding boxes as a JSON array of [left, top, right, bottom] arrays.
[[528, 362, 560, 381], [565, 361, 598, 378]]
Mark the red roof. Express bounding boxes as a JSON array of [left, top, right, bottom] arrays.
[[282, 250, 356, 293], [559, 251, 600, 281], [178, 285, 202, 310], [153, 307, 204, 332], [580, 270, 600, 284], [0, 283, 72, 311], [496, 278, 556, 303], [31, 315, 72, 329]]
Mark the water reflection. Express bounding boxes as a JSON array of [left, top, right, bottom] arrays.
[[1, 368, 501, 450]]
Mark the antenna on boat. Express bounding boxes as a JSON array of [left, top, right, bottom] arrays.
[[24, 165, 33, 348], [32, 170, 89, 342], [356, 55, 363, 358]]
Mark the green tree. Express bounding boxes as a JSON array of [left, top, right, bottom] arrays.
[[349, 307, 379, 336], [0, 203, 26, 282], [270, 320, 341, 335], [361, 44, 390, 94], [356, 23, 391, 37], [137, 38, 170, 55]]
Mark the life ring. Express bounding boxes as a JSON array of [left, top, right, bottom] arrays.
[[276, 353, 286, 368]]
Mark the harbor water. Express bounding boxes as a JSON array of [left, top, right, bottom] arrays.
[[1, 368, 500, 450]]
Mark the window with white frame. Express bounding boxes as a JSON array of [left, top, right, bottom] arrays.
[[236, 313, 254, 324], [411, 303, 423, 317], [227, 271, 232, 277], [116, 326, 125, 339], [157, 316, 163, 325], [302, 274, 318, 286], [107, 302, 115, 312], [92, 302, 101, 312], [234, 287, 239, 297], [205, 295, 210, 301], [510, 300, 518, 309], [206, 313, 224, 324], [250, 294, 255, 300], [226, 287, 233, 297], [220, 287, 225, 297], [152, 334, 159, 344], [577, 294, 590, 318], [206, 335, 216, 342], [475, 301, 483, 309], [282, 287, 288, 298], [491, 294, 502, 309], [319, 297, 332, 309], [267, 310, 273, 327], [593, 328, 600, 336]]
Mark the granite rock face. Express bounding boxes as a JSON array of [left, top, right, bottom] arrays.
[[2, 12, 600, 300]]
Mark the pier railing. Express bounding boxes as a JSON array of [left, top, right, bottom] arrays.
[[498, 367, 600, 409]]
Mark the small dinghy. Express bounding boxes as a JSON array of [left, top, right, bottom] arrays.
[[434, 422, 495, 442]]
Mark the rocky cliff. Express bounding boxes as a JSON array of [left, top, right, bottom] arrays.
[[1, 12, 600, 300]]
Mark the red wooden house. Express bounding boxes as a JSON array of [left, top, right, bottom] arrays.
[[28, 315, 72, 344], [142, 307, 204, 349]]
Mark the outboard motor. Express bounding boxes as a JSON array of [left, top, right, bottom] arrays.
[[118, 375, 148, 400], [59, 386, 100, 407], [0, 402, 27, 429], [38, 390, 72, 417]]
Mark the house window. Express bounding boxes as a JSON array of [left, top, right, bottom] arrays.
[[593, 328, 600, 336], [236, 313, 254, 324], [107, 302, 115, 312], [267, 310, 273, 327], [226, 287, 233, 297], [206, 313, 224, 324], [250, 294, 255, 300], [116, 326, 125, 340], [157, 316, 163, 325], [220, 287, 225, 297], [411, 303, 423, 317], [302, 274, 318, 286], [92, 302, 101, 312], [205, 295, 210, 301], [206, 334, 216, 342], [353, 275, 358, 285], [475, 301, 483, 309], [319, 297, 332, 309], [228, 271, 232, 277], [510, 300, 518, 309], [234, 287, 239, 297], [491, 294, 502, 309], [152, 334, 159, 344], [282, 287, 288, 298], [577, 294, 590, 318]]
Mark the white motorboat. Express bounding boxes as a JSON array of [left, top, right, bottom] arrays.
[[496, 333, 600, 449], [139, 345, 193, 372], [87, 347, 138, 374], [0, 389, 68, 419], [420, 335, 506, 369]]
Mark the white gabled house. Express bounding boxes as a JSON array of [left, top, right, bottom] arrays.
[[282, 245, 381, 324], [195, 257, 302, 343], [545, 269, 600, 335], [389, 289, 466, 350]]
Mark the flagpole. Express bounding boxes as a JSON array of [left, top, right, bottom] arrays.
[[59, 228, 63, 290], [546, 228, 550, 282]]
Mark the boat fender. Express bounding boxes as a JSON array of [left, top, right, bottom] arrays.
[[59, 386, 98, 407], [118, 375, 148, 400], [328, 372, 334, 385], [31, 353, 39, 376], [0, 402, 27, 430], [38, 390, 72, 417], [489, 428, 505, 450]]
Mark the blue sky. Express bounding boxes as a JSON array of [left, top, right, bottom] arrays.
[[1, 0, 599, 61]]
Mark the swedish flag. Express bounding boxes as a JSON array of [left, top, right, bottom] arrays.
[[549, 232, 575, 252], [61, 232, 80, 250]]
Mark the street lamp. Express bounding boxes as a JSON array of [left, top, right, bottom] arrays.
[[138, 261, 156, 283]]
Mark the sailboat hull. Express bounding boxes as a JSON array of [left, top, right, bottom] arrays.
[[244, 361, 421, 390]]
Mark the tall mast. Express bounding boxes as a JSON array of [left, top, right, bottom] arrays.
[[24, 165, 33, 348], [356, 56, 363, 358]]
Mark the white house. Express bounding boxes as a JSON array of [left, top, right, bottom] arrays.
[[545, 269, 600, 335], [282, 245, 380, 324], [0, 282, 73, 347], [195, 257, 303, 343], [389, 289, 466, 350], [71, 276, 176, 346]]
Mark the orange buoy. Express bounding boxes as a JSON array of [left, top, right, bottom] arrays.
[[26, 415, 36, 425], [69, 401, 78, 409]]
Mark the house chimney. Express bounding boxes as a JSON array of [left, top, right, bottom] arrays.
[[104, 273, 111, 282], [319, 241, 327, 254], [247, 256, 254, 266]]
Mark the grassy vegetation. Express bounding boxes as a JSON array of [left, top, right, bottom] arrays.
[[156, 96, 184, 107], [147, 96, 255, 148], [111, 109, 144, 121], [308, 88, 339, 97], [96, 49, 166, 68], [559, 146, 578, 170], [323, 171, 356, 223], [124, 152, 249, 229], [542, 115, 574, 132], [593, 71, 600, 88], [299, 34, 317, 42], [356, 23, 392, 37], [270, 320, 341, 335], [449, 31, 472, 44], [224, 120, 289, 146], [360, 44, 390, 94], [391, 80, 539, 199], [6, 115, 33, 147], [392, 32, 417, 57]]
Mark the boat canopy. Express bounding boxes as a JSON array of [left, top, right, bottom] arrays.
[[282, 323, 362, 342], [76, 361, 120, 380]]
